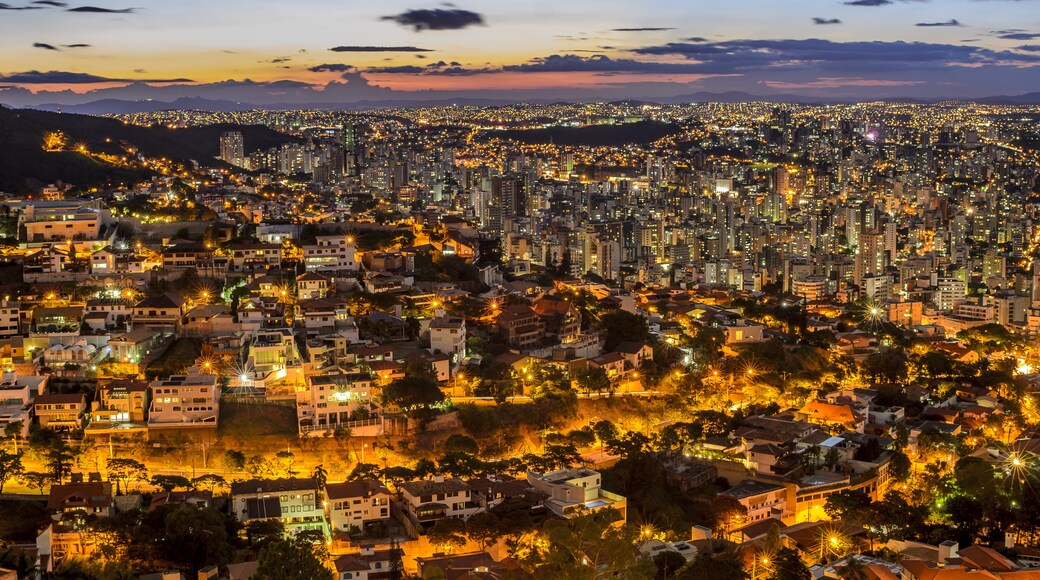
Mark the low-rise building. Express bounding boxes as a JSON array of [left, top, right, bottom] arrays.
[[527, 468, 627, 521], [34, 393, 86, 431], [324, 479, 392, 533], [399, 476, 480, 525], [147, 374, 219, 430], [428, 315, 466, 365], [230, 477, 326, 536]]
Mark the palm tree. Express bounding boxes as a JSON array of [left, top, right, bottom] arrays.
[[312, 464, 328, 490]]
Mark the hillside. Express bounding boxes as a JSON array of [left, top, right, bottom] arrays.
[[0, 106, 298, 193]]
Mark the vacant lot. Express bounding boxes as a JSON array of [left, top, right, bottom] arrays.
[[218, 401, 298, 441], [145, 337, 202, 379], [0, 499, 51, 542]]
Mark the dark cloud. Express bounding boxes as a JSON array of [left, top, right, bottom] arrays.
[[0, 70, 191, 83], [366, 65, 425, 74], [329, 45, 433, 52], [1018, 45, 1040, 52], [32, 0, 66, 4], [611, 27, 674, 32], [503, 54, 722, 74], [33, 42, 60, 50], [269, 58, 291, 63], [917, 19, 963, 27], [366, 61, 496, 76], [207, 79, 310, 89], [998, 32, 1040, 40], [844, 0, 891, 5], [381, 8, 484, 31], [66, 5, 135, 12], [308, 63, 354, 72], [630, 38, 1040, 74], [812, 18, 842, 25], [63, 43, 91, 48], [0, 2, 42, 9], [682, 37, 708, 42]]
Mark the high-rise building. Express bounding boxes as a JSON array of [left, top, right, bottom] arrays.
[[219, 131, 245, 168]]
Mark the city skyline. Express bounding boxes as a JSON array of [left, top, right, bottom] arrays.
[[3, 0, 1040, 107]]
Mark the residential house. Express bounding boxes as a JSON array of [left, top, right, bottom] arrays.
[[297, 272, 332, 300], [34, 393, 86, 431], [399, 476, 480, 526], [229, 242, 281, 273], [48, 482, 114, 517], [332, 544, 401, 580], [230, 477, 326, 536], [132, 294, 186, 331], [527, 468, 627, 521], [85, 379, 149, 436], [147, 374, 219, 430], [497, 305, 545, 349], [324, 479, 392, 533]]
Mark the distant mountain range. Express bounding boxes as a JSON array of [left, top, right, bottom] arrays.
[[24, 91, 1040, 114], [0, 106, 297, 193]]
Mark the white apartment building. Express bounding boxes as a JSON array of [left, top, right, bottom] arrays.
[[230, 478, 327, 536], [428, 315, 466, 365], [147, 374, 219, 429], [297, 373, 375, 435], [303, 235, 359, 273]]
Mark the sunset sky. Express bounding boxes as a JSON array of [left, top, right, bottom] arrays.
[[1, 0, 1040, 105]]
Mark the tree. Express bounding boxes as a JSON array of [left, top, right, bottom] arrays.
[[222, 449, 246, 472], [680, 552, 746, 580], [254, 539, 334, 580], [151, 474, 192, 493], [654, 550, 688, 579], [428, 517, 467, 552], [466, 512, 505, 551], [863, 349, 908, 383], [513, 507, 654, 579], [162, 506, 235, 571], [574, 366, 611, 395], [192, 473, 228, 493], [4, 422, 22, 453], [44, 443, 74, 484], [444, 434, 480, 455], [19, 471, 50, 495], [348, 463, 382, 482], [823, 490, 872, 522], [276, 450, 297, 477], [28, 427, 62, 451], [387, 538, 404, 580], [312, 464, 328, 490], [600, 311, 649, 351], [769, 547, 810, 580], [246, 519, 286, 548], [0, 451, 23, 494], [107, 458, 148, 495], [383, 376, 445, 426], [525, 443, 583, 473], [711, 495, 749, 537]]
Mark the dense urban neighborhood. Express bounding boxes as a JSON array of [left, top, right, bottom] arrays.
[[0, 99, 1038, 580]]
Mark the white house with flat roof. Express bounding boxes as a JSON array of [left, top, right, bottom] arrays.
[[527, 468, 627, 521], [147, 374, 219, 430]]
